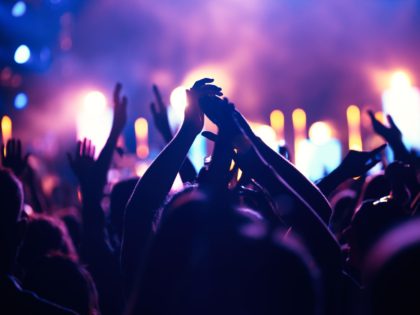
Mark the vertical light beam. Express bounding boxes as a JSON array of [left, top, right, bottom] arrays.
[[135, 117, 149, 159], [347, 105, 362, 151]]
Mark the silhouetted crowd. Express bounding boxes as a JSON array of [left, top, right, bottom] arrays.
[[0, 79, 419, 315]]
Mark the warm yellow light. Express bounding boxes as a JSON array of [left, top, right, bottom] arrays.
[[347, 105, 360, 125], [347, 105, 362, 151], [170, 86, 188, 114], [292, 108, 307, 166], [390, 71, 411, 91], [135, 118, 149, 159], [229, 159, 236, 171], [135, 118, 148, 139], [182, 65, 233, 96], [292, 108, 306, 130], [308, 121, 332, 146], [250, 123, 277, 150], [1, 115, 12, 146], [270, 109, 284, 141], [237, 168, 243, 182]]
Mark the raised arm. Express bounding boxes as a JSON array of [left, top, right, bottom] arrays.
[[317, 144, 387, 197], [199, 96, 341, 268], [1, 138, 46, 213], [150, 84, 197, 183], [67, 83, 128, 315], [368, 110, 411, 163], [121, 78, 221, 293], [231, 109, 333, 223]]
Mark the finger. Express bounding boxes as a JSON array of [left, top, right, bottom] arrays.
[[192, 78, 214, 88], [150, 102, 158, 117], [88, 139, 93, 158], [152, 84, 165, 110], [86, 139, 91, 157], [121, 96, 128, 111], [387, 114, 398, 129], [76, 140, 82, 157], [200, 84, 222, 92], [114, 82, 122, 106], [367, 110, 375, 121], [201, 131, 218, 142], [82, 138, 87, 157], [91, 145, 96, 159]]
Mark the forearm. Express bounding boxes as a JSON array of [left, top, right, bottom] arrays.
[[252, 137, 332, 223], [205, 128, 234, 189], [161, 128, 197, 183], [179, 158, 197, 183], [240, 153, 341, 271], [96, 128, 120, 184], [121, 125, 198, 290], [317, 167, 348, 197], [125, 125, 197, 216]]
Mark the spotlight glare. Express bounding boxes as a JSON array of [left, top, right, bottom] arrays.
[[83, 91, 107, 113], [77, 90, 111, 156], [170, 86, 188, 114], [390, 71, 411, 91], [308, 121, 332, 146], [12, 1, 26, 17], [14, 92, 28, 109], [14, 45, 31, 64]]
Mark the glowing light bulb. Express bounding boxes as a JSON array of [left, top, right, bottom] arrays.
[[14, 45, 31, 64], [347, 105, 362, 151], [170, 86, 188, 114], [309, 121, 332, 146]]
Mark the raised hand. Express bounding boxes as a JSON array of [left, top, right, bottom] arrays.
[[368, 111, 412, 163], [336, 144, 387, 179], [112, 83, 128, 135], [368, 111, 402, 143], [150, 85, 172, 142], [1, 139, 29, 177], [184, 78, 222, 135], [67, 138, 96, 187]]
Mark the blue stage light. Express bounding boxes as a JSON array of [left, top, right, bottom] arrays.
[[12, 1, 26, 17], [14, 92, 28, 109], [14, 45, 31, 64]]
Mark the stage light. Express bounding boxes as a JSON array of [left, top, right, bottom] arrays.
[[1, 116, 12, 147], [76, 90, 112, 156], [253, 124, 277, 149], [135, 117, 149, 159], [14, 45, 31, 64], [12, 1, 26, 17], [14, 92, 28, 109], [292, 108, 307, 168], [309, 121, 332, 146], [382, 70, 420, 150], [270, 109, 284, 142], [390, 71, 411, 91], [170, 86, 188, 113], [347, 105, 362, 151], [83, 91, 107, 113], [182, 65, 233, 96]]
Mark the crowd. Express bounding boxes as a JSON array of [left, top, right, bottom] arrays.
[[0, 78, 419, 315]]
